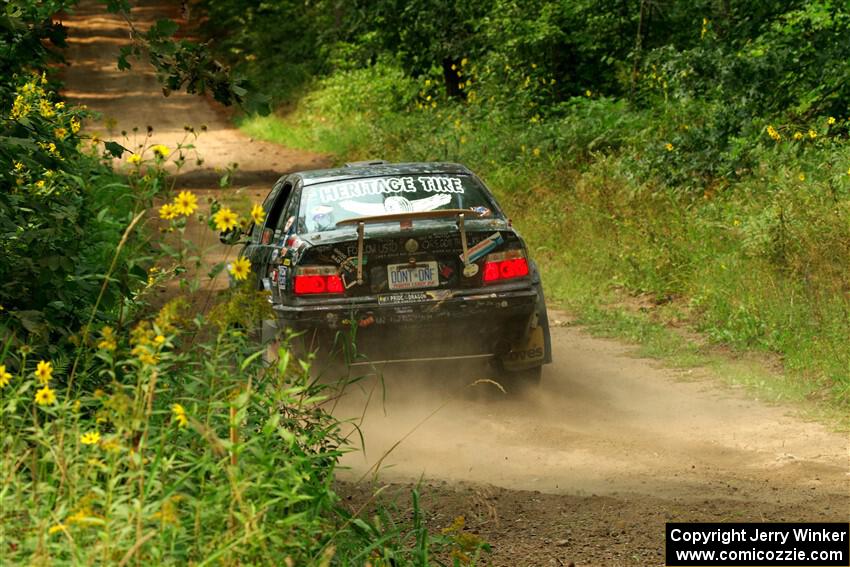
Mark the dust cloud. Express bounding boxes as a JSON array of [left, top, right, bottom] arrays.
[[322, 321, 849, 507]]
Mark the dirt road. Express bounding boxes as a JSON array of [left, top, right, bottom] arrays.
[[61, 2, 849, 565]]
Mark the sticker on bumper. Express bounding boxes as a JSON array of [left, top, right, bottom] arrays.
[[377, 289, 451, 305]]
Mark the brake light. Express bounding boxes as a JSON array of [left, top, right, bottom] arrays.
[[293, 266, 344, 295], [482, 250, 529, 283]]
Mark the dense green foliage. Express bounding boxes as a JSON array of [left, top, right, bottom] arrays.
[[0, 0, 147, 352], [211, 0, 850, 407]]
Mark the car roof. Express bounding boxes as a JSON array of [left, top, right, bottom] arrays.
[[294, 162, 474, 186]]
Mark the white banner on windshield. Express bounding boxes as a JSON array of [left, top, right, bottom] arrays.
[[318, 176, 465, 203]]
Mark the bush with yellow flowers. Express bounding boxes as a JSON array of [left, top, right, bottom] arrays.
[[0, 73, 143, 347], [0, 290, 352, 564]]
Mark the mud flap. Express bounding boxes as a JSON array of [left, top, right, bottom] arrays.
[[261, 319, 279, 364], [501, 317, 550, 371], [500, 281, 553, 371]]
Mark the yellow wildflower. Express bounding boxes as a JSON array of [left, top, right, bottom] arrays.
[[0, 365, 11, 388], [55, 101, 65, 110], [97, 326, 117, 351], [54, 128, 67, 140], [39, 99, 55, 118], [798, 173, 805, 181], [229, 257, 251, 281], [11, 95, 31, 119], [136, 349, 158, 366], [766, 125, 781, 141], [173, 191, 198, 216], [48, 524, 67, 535], [461, 57, 468, 66], [67, 508, 102, 527], [172, 403, 188, 427], [808, 129, 817, 139], [35, 180, 46, 189], [213, 207, 239, 231], [81, 431, 101, 445], [151, 144, 170, 158], [35, 385, 56, 406], [35, 360, 53, 384], [14, 161, 25, 172], [250, 204, 265, 224], [154, 335, 166, 345], [102, 437, 122, 452], [585, 90, 592, 97], [151, 495, 182, 525], [127, 153, 141, 165], [532, 147, 541, 157], [38, 142, 59, 157], [159, 203, 178, 220], [425, 79, 431, 87], [665, 143, 674, 151], [70, 117, 81, 133], [793, 132, 803, 140], [828, 116, 836, 125]]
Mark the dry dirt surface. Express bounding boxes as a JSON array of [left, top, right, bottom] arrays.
[[61, 2, 849, 565]]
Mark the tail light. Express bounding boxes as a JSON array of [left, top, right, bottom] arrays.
[[482, 250, 529, 283], [293, 266, 344, 295]]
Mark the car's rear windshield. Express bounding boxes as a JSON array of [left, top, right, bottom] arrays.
[[299, 174, 499, 233]]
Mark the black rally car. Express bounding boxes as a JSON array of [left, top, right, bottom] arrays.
[[232, 161, 552, 381]]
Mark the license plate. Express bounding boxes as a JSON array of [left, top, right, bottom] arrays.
[[387, 261, 439, 290]]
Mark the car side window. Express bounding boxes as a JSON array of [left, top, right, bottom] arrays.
[[257, 180, 293, 245], [275, 180, 302, 236]]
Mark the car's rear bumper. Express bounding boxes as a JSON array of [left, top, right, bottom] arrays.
[[271, 283, 550, 365], [272, 284, 538, 329]]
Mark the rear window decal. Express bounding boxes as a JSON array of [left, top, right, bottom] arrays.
[[339, 194, 452, 215]]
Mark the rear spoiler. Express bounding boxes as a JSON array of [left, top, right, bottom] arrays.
[[336, 209, 485, 285]]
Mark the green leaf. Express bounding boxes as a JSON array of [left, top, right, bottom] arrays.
[[149, 18, 179, 39], [104, 141, 128, 158], [208, 262, 226, 279], [240, 349, 264, 371]]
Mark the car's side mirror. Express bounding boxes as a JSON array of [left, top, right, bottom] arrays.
[[219, 228, 245, 245]]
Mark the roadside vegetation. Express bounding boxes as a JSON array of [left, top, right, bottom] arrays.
[[1, 2, 489, 564], [201, 0, 850, 413]]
